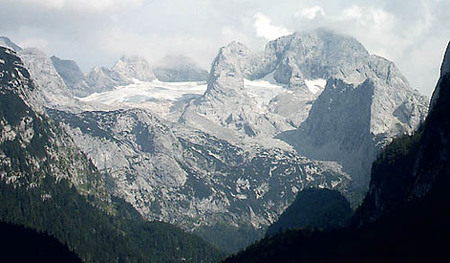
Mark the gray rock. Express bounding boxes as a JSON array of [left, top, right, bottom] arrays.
[[0, 46, 110, 209], [18, 48, 85, 112], [279, 74, 427, 191], [51, 56, 91, 97], [86, 55, 155, 94], [49, 106, 350, 252], [86, 66, 128, 93]]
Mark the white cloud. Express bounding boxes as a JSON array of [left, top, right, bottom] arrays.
[[9, 0, 142, 12], [341, 5, 363, 20], [338, 5, 395, 27], [222, 26, 253, 45], [19, 37, 49, 50], [73, 0, 143, 12], [296, 6, 326, 20], [253, 13, 292, 41]]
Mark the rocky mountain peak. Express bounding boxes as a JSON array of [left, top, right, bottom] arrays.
[[430, 42, 450, 108], [18, 48, 82, 111], [0, 46, 40, 110], [111, 55, 155, 82], [51, 56, 91, 98], [85, 55, 155, 94], [86, 65, 127, 93], [266, 29, 370, 88], [209, 41, 252, 79], [0, 36, 22, 52], [51, 56, 85, 82], [184, 29, 427, 150]]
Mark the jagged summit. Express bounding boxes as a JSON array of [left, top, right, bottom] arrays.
[[111, 55, 155, 82], [0, 36, 22, 52], [185, 29, 425, 135], [18, 48, 84, 111], [51, 55, 91, 97], [264, 29, 370, 86], [86, 55, 155, 94]]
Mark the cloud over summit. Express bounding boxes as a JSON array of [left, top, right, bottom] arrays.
[[253, 13, 292, 41]]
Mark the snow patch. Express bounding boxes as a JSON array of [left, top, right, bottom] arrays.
[[80, 79, 207, 105], [304, 79, 326, 94], [244, 79, 286, 109]]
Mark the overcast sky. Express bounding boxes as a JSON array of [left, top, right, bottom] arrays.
[[0, 0, 449, 96]]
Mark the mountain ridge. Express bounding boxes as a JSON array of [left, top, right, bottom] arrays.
[[0, 45, 226, 263], [222, 40, 450, 263]]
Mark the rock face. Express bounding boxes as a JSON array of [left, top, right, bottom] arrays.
[[51, 56, 91, 97], [153, 55, 208, 82], [49, 107, 350, 252], [0, 46, 109, 206], [275, 33, 428, 191], [18, 48, 86, 112], [86, 66, 128, 93], [86, 56, 155, 93], [0, 39, 84, 111], [280, 76, 427, 190], [354, 41, 450, 225], [440, 42, 450, 78]]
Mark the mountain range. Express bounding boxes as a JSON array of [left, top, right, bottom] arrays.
[[0, 30, 430, 255]]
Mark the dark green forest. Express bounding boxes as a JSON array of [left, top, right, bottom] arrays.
[[266, 188, 353, 236], [0, 177, 225, 263], [0, 221, 83, 263]]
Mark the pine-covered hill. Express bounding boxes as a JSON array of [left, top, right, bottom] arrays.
[[0, 178, 226, 263], [0, 221, 82, 263], [222, 43, 450, 263], [266, 188, 352, 237], [0, 46, 225, 263]]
